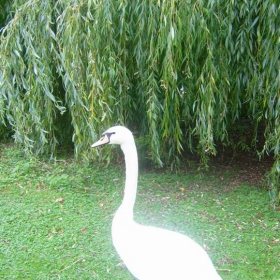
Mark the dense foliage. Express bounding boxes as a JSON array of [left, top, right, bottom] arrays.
[[0, 0, 279, 202]]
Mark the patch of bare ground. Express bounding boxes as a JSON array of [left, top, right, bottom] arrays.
[[209, 151, 274, 190]]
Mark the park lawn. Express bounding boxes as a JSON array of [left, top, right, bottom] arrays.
[[0, 143, 279, 280]]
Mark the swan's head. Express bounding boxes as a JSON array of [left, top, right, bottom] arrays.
[[91, 126, 133, 148]]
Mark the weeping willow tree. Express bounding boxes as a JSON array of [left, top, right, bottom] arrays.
[[0, 0, 279, 203]]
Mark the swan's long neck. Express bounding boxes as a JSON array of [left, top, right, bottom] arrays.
[[119, 139, 138, 220]]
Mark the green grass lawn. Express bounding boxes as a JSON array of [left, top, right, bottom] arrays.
[[0, 144, 279, 280]]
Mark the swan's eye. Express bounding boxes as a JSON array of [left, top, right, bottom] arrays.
[[107, 132, 115, 137], [105, 132, 116, 142]]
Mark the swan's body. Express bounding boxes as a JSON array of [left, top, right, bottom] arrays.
[[92, 126, 222, 280]]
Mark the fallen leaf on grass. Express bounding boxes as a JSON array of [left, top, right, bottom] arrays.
[[116, 262, 125, 267], [47, 227, 64, 239], [55, 197, 64, 203], [203, 244, 210, 251], [272, 238, 279, 244]]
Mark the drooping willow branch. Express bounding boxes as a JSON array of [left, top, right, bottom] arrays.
[[0, 0, 279, 202]]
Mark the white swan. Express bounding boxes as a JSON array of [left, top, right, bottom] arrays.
[[92, 126, 222, 280]]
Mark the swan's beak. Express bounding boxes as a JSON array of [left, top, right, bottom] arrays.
[[91, 134, 110, 148]]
